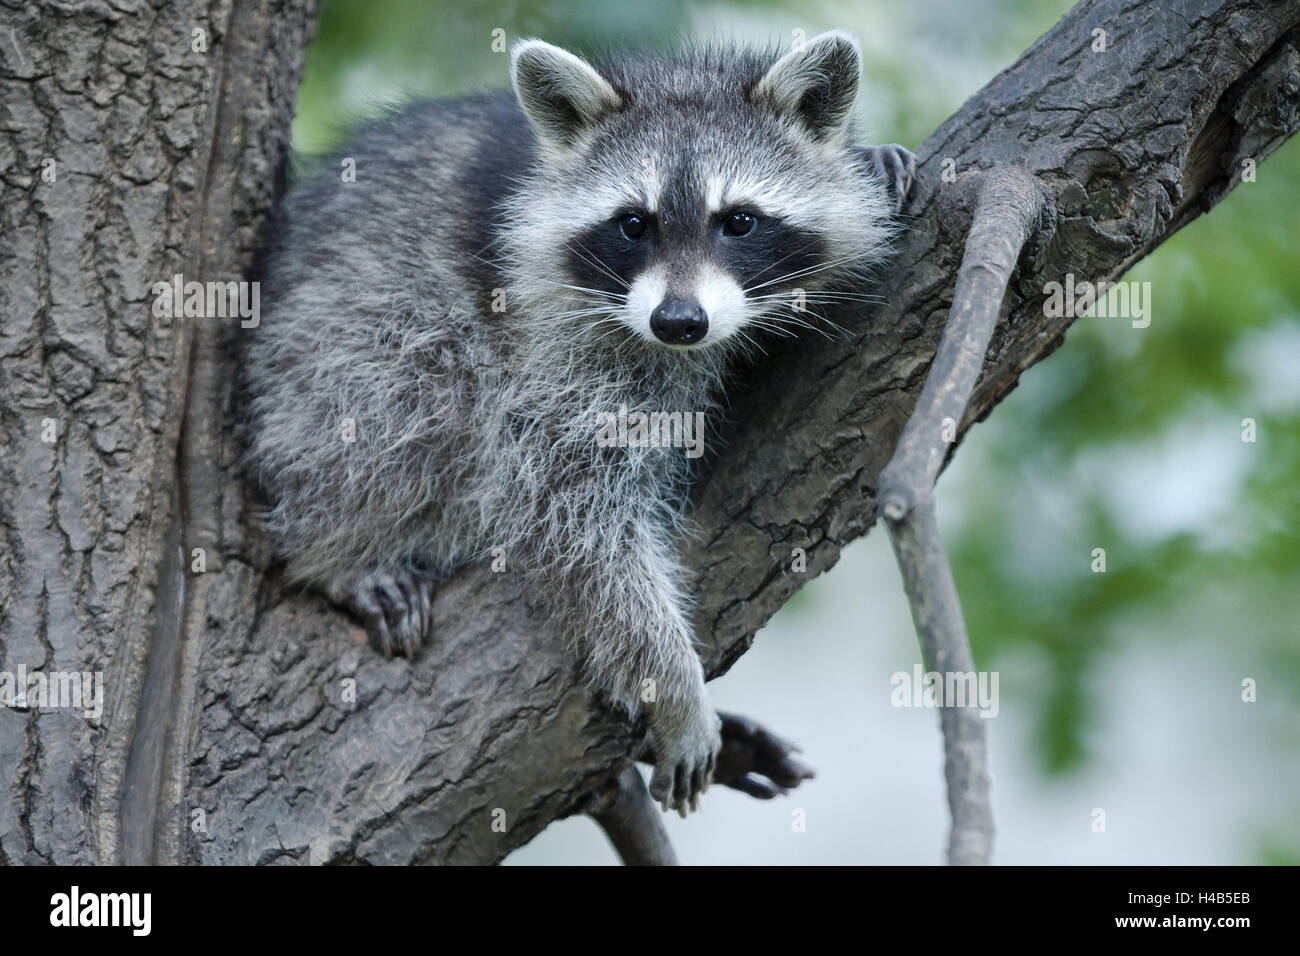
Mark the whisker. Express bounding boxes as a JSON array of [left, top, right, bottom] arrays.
[[743, 252, 876, 293], [747, 299, 856, 340], [739, 236, 827, 288], [565, 239, 631, 291], [466, 249, 629, 302], [748, 290, 885, 305]]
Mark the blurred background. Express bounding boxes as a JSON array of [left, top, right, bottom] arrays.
[[291, 0, 1300, 864]]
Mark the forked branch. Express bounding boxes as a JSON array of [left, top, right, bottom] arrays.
[[877, 168, 1044, 865]]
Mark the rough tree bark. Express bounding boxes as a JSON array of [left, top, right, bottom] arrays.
[[1, 0, 1297, 865], [0, 0, 315, 864]]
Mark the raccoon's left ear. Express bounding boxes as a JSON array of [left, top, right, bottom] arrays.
[[753, 31, 861, 140], [511, 39, 623, 150]]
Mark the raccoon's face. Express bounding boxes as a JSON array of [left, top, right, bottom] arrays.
[[503, 32, 895, 353]]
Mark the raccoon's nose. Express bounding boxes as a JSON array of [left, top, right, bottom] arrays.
[[650, 298, 708, 345]]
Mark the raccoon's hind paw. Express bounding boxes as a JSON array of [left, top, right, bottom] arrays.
[[648, 707, 722, 818], [862, 143, 917, 215], [713, 711, 816, 799], [330, 568, 436, 659]]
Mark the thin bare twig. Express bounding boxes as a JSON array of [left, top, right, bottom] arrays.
[[588, 766, 678, 866], [877, 168, 1043, 865]]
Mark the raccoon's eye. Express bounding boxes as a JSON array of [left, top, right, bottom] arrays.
[[723, 211, 757, 237], [619, 213, 647, 240]]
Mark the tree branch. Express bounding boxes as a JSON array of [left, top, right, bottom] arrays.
[[587, 767, 678, 866], [877, 169, 1043, 865], [877, 170, 1044, 518]]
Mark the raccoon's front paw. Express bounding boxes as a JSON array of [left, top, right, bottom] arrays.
[[330, 568, 436, 659], [862, 143, 917, 214], [648, 706, 722, 817]]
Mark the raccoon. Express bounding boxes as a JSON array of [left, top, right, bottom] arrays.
[[243, 31, 914, 814]]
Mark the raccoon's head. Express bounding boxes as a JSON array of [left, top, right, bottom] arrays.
[[500, 32, 897, 355]]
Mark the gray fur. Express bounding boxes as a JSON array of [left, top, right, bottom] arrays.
[[243, 33, 912, 812]]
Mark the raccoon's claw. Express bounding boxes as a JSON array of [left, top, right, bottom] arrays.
[[334, 568, 436, 659], [863, 143, 917, 214], [648, 708, 721, 816]]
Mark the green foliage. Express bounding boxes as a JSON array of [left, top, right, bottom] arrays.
[[294, 0, 699, 153]]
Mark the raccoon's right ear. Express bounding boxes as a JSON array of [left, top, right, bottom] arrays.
[[511, 39, 623, 151], [753, 31, 862, 141]]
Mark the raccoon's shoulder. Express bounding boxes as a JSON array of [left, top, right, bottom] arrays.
[[263, 92, 539, 291], [282, 93, 532, 211]]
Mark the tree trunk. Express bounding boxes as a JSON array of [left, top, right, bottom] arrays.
[[0, 0, 316, 865], [1, 0, 1296, 864]]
